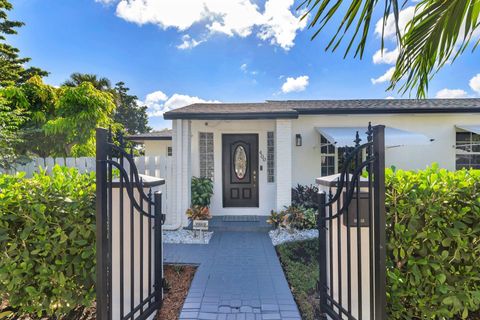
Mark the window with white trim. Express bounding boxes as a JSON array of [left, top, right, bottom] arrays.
[[320, 135, 336, 176], [456, 131, 480, 170], [267, 131, 275, 183], [199, 132, 214, 179], [320, 135, 361, 176]]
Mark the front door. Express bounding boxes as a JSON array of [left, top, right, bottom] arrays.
[[222, 134, 259, 207]]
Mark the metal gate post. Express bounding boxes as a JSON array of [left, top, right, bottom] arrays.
[[154, 192, 163, 304], [373, 125, 387, 320], [96, 128, 109, 320], [317, 191, 328, 319]]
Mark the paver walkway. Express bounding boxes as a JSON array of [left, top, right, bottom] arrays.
[[164, 231, 301, 320]]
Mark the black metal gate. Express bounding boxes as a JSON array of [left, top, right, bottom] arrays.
[[316, 124, 386, 320], [96, 128, 165, 320]]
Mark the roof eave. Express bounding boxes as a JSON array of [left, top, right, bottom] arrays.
[[124, 136, 172, 142], [296, 108, 480, 115], [163, 111, 299, 120]]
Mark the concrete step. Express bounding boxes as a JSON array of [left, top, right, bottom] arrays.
[[193, 216, 273, 232]]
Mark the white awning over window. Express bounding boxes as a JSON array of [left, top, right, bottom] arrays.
[[315, 126, 433, 148], [455, 125, 480, 135]]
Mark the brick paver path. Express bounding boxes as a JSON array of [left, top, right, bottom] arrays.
[[164, 231, 301, 320]]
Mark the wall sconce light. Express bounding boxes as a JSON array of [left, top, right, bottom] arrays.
[[296, 134, 302, 146]]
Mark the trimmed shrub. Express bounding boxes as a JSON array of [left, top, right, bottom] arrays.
[[386, 165, 480, 319], [267, 206, 317, 230], [0, 166, 96, 317], [292, 184, 318, 210], [191, 177, 214, 207]]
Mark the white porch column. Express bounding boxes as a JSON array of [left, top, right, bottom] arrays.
[[171, 119, 191, 229], [275, 119, 292, 210], [181, 119, 192, 227]]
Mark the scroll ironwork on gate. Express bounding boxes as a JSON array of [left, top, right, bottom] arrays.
[[316, 124, 386, 320], [96, 128, 165, 320]]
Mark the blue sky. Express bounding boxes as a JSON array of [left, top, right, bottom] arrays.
[[9, 0, 480, 129]]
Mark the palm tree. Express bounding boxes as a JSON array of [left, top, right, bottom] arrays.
[[63, 72, 112, 91], [300, 0, 479, 97]]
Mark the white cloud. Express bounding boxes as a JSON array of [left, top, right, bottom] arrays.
[[111, 0, 306, 50], [371, 67, 395, 85], [469, 74, 480, 94], [281, 75, 309, 93], [373, 47, 399, 65], [375, 6, 416, 40], [164, 93, 219, 111], [177, 34, 204, 50], [240, 63, 259, 76], [385, 96, 395, 100], [257, 0, 308, 50], [140, 91, 220, 117], [435, 88, 468, 99]]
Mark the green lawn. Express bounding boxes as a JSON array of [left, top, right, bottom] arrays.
[[276, 239, 320, 320]]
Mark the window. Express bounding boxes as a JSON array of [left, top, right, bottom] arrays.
[[320, 135, 359, 176], [167, 146, 172, 157], [320, 135, 336, 176], [456, 131, 480, 170], [267, 131, 275, 183], [199, 132, 214, 179]]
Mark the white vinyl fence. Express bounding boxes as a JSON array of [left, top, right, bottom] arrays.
[[2, 156, 173, 221]]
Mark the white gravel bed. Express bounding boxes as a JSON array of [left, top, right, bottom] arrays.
[[163, 229, 213, 244], [269, 228, 318, 246]]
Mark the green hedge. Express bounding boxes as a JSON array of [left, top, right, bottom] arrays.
[[0, 166, 96, 317], [386, 165, 480, 319]]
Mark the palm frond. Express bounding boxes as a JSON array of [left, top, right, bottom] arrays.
[[390, 0, 480, 97], [300, 0, 403, 59]]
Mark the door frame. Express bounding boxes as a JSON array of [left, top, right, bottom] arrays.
[[222, 133, 259, 208]]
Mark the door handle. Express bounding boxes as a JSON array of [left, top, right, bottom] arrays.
[[253, 170, 257, 186]]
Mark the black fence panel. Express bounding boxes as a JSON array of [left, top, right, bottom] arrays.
[[317, 124, 386, 320], [96, 128, 165, 320]]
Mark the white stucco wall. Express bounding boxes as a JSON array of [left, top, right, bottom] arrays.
[[185, 113, 480, 217], [292, 113, 480, 185], [143, 140, 172, 158], [191, 120, 277, 216]]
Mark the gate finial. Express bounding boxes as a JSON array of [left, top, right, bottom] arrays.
[[354, 131, 361, 146]]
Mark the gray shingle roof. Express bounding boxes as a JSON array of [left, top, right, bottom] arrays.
[[163, 99, 480, 120], [125, 129, 172, 141]]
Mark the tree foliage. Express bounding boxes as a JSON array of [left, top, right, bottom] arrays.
[[300, 0, 480, 97], [0, 88, 27, 170], [113, 81, 151, 134], [62, 74, 151, 135], [62, 72, 112, 91], [43, 82, 117, 156], [0, 0, 48, 87]]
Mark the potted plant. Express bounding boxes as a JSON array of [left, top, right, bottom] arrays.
[[186, 177, 214, 231]]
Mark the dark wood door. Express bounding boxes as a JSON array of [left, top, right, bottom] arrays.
[[222, 134, 259, 207]]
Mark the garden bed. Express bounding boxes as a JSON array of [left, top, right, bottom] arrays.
[[156, 264, 196, 320], [276, 239, 480, 320], [269, 228, 318, 246], [0, 265, 196, 320], [163, 229, 213, 244], [275, 239, 320, 320]]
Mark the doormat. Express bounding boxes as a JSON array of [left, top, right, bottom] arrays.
[[222, 216, 259, 222]]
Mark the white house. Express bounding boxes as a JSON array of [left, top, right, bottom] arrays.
[[160, 99, 480, 228], [126, 130, 173, 158]]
